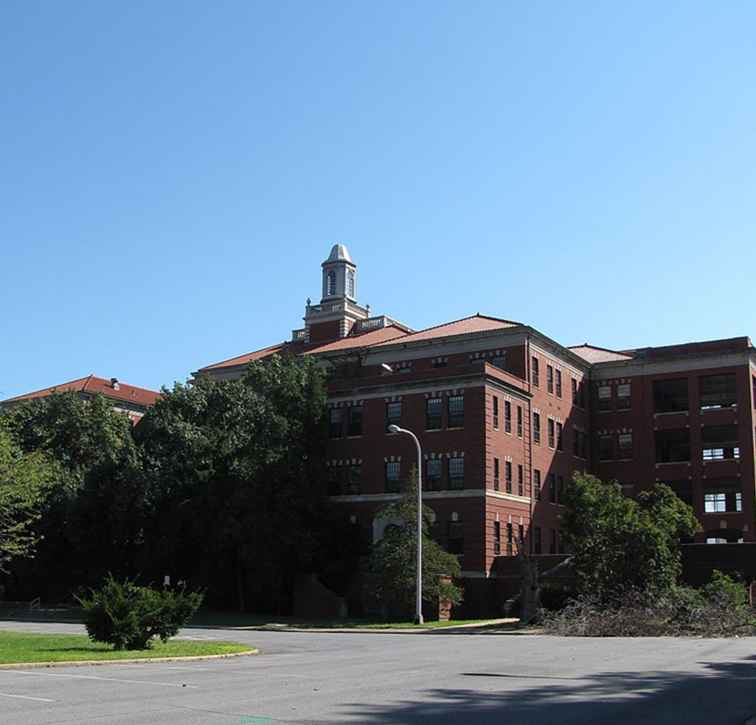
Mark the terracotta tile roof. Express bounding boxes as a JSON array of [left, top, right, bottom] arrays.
[[370, 314, 521, 348], [200, 326, 411, 371], [303, 325, 409, 355], [3, 375, 160, 408], [568, 344, 634, 364]]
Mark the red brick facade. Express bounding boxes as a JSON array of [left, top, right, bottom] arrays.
[[196, 245, 756, 585]]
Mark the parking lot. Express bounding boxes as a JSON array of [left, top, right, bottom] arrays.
[[0, 621, 753, 724]]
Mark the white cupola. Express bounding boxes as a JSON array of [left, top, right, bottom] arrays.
[[321, 243, 357, 302]]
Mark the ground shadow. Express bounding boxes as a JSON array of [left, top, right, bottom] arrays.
[[340, 654, 756, 724]]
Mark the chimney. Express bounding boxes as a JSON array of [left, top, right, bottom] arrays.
[[110, 377, 120, 390]]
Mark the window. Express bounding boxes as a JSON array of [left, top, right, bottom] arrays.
[[329, 408, 343, 438], [506, 523, 514, 556], [492, 396, 499, 430], [516, 406, 523, 437], [346, 465, 361, 494], [449, 457, 464, 489], [426, 458, 442, 491], [494, 521, 501, 556], [347, 270, 355, 297], [327, 270, 337, 296], [700, 374, 737, 410], [597, 385, 612, 411], [548, 473, 557, 503], [517, 464, 524, 496], [534, 526, 542, 555], [531, 356, 540, 387], [617, 383, 631, 410], [556, 370, 562, 398], [432, 358, 448, 368], [493, 457, 500, 491], [426, 398, 442, 430], [347, 406, 363, 436], [504, 401, 512, 433], [505, 461, 512, 493], [704, 482, 742, 512], [653, 378, 689, 413], [386, 401, 401, 431], [572, 377, 578, 404], [447, 395, 464, 428], [547, 365, 554, 394], [518, 523, 525, 545], [447, 518, 464, 556], [547, 418, 555, 448], [618, 432, 633, 459], [702, 425, 740, 461], [533, 413, 541, 444], [556, 422, 564, 451], [534, 469, 542, 501], [385, 461, 400, 492], [599, 434, 614, 461], [491, 353, 506, 370], [655, 429, 690, 463], [574, 429, 587, 459]]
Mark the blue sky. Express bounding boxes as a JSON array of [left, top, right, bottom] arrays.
[[2, 1, 755, 398]]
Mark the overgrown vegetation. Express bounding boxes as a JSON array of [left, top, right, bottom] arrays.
[[545, 474, 754, 637], [78, 575, 204, 650], [369, 473, 463, 618]]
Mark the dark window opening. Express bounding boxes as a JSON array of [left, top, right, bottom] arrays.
[[506, 523, 514, 556], [386, 401, 402, 431], [597, 385, 612, 411], [493, 457, 500, 491], [385, 461, 401, 493], [505, 460, 512, 493], [533, 412, 541, 444], [556, 421, 564, 451], [449, 457, 464, 489], [700, 374, 737, 411], [556, 370, 562, 398], [599, 434, 614, 461], [702, 424, 740, 461], [426, 458, 442, 491], [447, 519, 464, 557], [655, 429, 691, 463], [531, 357, 540, 387], [547, 365, 554, 394], [617, 383, 631, 410], [618, 432, 633, 459], [516, 406, 523, 437], [548, 418, 555, 448], [504, 401, 512, 433], [653, 378, 689, 413], [426, 398, 443, 430], [534, 470, 542, 501], [447, 395, 464, 428], [329, 408, 343, 438], [347, 406, 363, 436], [494, 521, 501, 556], [492, 396, 499, 430]]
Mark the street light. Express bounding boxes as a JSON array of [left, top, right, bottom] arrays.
[[387, 423, 424, 625]]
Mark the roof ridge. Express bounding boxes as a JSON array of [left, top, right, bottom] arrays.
[[569, 342, 631, 355], [200, 341, 288, 370], [404, 313, 521, 338], [4, 375, 93, 402]]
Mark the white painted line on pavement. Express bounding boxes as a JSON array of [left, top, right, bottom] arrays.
[[0, 691, 55, 702], [5, 670, 198, 689]]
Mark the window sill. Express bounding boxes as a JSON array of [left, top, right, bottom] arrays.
[[655, 461, 691, 466], [703, 458, 741, 463], [700, 405, 737, 413], [654, 410, 689, 417], [447, 426, 465, 431]]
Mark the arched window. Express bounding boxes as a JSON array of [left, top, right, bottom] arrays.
[[327, 270, 337, 296], [347, 270, 355, 297]]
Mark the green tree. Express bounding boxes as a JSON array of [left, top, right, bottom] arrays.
[[0, 420, 56, 571], [134, 354, 329, 612], [2, 393, 144, 598], [561, 473, 700, 601], [369, 472, 463, 618]]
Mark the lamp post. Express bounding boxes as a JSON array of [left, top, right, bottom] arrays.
[[387, 423, 424, 625]]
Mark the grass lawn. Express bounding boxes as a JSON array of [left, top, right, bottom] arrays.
[[0, 631, 253, 664]]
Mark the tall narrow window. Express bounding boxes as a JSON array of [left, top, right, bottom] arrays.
[[492, 396, 499, 430], [599, 434, 614, 461], [505, 460, 512, 493], [494, 521, 501, 556], [329, 408, 343, 438], [449, 457, 464, 489], [426, 398, 442, 430], [347, 465, 361, 494], [572, 377, 578, 404], [506, 523, 514, 556], [346, 269, 355, 297], [548, 473, 557, 503], [447, 518, 464, 557], [534, 470, 542, 501], [327, 270, 337, 296], [385, 461, 400, 493], [555, 370, 562, 398], [517, 464, 524, 496], [617, 383, 631, 410], [516, 406, 523, 437], [493, 457, 500, 491], [618, 432, 633, 459], [548, 418, 555, 449], [504, 401, 512, 433], [556, 422, 564, 451], [447, 395, 464, 428], [598, 385, 612, 411], [533, 413, 541, 444], [386, 401, 401, 431], [347, 406, 363, 436], [531, 357, 540, 387], [547, 365, 554, 394], [426, 458, 442, 491]]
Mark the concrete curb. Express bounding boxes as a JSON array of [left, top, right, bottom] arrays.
[[237, 618, 525, 635], [0, 648, 258, 669]]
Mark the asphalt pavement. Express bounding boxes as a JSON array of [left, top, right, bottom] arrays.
[[0, 620, 753, 724]]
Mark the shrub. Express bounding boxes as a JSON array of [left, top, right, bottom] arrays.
[[543, 572, 754, 638], [78, 575, 203, 650]]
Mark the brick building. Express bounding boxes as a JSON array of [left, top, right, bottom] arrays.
[[2, 374, 160, 423], [196, 244, 756, 590]]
